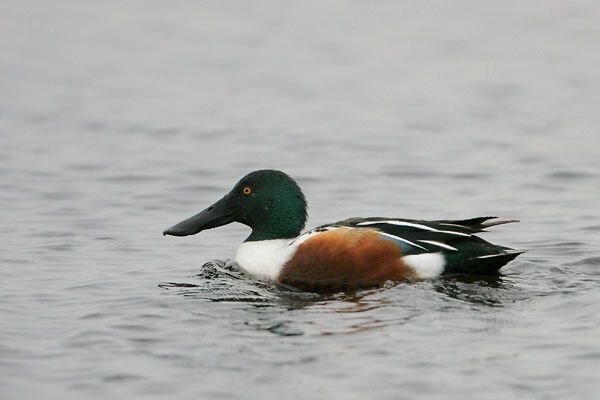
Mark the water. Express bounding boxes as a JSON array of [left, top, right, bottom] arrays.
[[2, 1, 600, 399]]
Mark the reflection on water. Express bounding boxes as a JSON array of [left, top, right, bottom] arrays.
[[432, 274, 516, 307], [160, 260, 529, 336]]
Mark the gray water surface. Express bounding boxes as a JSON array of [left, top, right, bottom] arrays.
[[2, 1, 600, 399]]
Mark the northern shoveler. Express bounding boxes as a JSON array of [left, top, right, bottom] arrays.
[[164, 169, 522, 292]]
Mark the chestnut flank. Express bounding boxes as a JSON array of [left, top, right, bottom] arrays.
[[279, 229, 417, 291]]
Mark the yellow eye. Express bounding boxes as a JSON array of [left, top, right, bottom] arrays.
[[243, 187, 252, 195]]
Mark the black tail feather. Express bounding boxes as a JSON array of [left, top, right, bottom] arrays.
[[445, 251, 524, 275], [435, 216, 519, 233]]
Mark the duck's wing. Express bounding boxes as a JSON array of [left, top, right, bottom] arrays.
[[316, 217, 490, 253], [325, 216, 518, 233], [312, 217, 522, 274]]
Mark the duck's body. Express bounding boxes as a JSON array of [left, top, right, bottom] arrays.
[[235, 217, 521, 291], [164, 170, 522, 292]]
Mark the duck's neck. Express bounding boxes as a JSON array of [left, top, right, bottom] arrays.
[[245, 210, 306, 242], [246, 225, 303, 242]]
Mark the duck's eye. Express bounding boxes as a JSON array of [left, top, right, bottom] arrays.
[[243, 187, 252, 195]]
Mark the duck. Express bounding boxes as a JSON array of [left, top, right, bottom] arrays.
[[163, 169, 522, 292]]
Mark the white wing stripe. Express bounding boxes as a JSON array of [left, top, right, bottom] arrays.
[[377, 232, 429, 251], [434, 230, 471, 237], [358, 220, 438, 230], [476, 250, 522, 259], [476, 253, 505, 259], [418, 240, 458, 251], [357, 220, 471, 237]]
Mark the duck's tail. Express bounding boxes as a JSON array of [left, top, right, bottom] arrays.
[[465, 250, 524, 273]]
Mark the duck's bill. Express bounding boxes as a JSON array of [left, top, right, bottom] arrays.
[[163, 196, 234, 237]]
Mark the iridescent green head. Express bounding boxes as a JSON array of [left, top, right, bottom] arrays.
[[164, 170, 308, 241]]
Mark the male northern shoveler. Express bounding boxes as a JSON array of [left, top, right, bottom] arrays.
[[163, 169, 522, 292]]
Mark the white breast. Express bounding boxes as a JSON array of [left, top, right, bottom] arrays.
[[235, 232, 317, 280]]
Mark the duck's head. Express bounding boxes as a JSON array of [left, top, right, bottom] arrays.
[[163, 169, 308, 242]]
